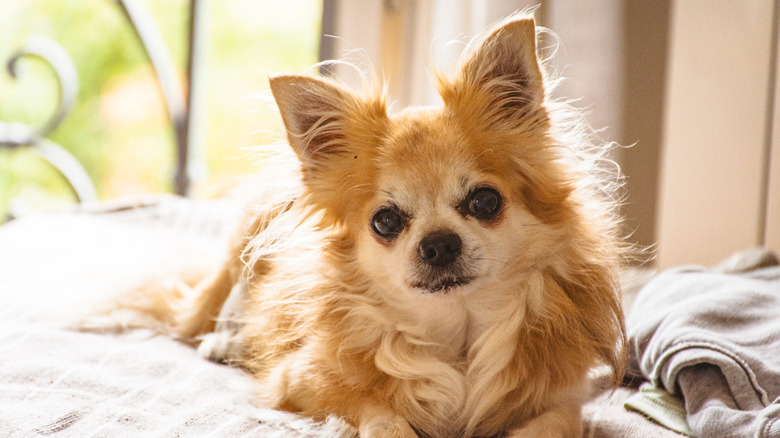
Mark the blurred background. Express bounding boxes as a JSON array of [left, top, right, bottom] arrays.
[[0, 0, 320, 213], [1, 0, 778, 267]]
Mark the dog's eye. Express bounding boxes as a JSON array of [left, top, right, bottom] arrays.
[[371, 207, 406, 238], [465, 187, 502, 220]]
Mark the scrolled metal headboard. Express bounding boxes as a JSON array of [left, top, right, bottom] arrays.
[[0, 37, 96, 204], [117, 0, 206, 196], [0, 0, 205, 213]]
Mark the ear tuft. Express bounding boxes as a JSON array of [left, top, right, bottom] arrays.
[[268, 74, 388, 224], [269, 74, 350, 164], [446, 15, 546, 126]]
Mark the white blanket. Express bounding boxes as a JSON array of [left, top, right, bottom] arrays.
[[0, 197, 683, 438], [0, 320, 353, 437], [0, 199, 355, 437]]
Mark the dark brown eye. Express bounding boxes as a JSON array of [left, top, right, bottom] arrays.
[[466, 187, 502, 220], [371, 207, 405, 238]]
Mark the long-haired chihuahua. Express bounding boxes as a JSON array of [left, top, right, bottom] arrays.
[[101, 13, 626, 438]]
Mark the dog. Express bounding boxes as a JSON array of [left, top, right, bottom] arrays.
[[107, 13, 626, 438]]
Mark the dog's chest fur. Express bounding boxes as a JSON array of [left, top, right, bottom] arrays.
[[237, 225, 547, 436]]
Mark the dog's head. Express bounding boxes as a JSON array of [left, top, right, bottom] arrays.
[[270, 15, 567, 291], [270, 14, 623, 357]]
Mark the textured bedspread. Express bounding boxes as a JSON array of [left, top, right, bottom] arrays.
[[0, 197, 683, 437], [0, 318, 354, 437]]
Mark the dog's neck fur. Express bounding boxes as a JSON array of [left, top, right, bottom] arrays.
[[321, 228, 553, 436]]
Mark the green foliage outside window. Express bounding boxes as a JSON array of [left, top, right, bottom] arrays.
[[0, 0, 322, 218]]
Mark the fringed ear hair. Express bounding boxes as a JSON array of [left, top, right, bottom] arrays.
[[269, 74, 352, 167], [442, 15, 546, 129], [269, 74, 388, 224]]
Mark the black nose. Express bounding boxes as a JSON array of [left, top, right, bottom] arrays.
[[418, 232, 462, 267]]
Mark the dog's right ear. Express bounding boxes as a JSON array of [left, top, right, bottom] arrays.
[[270, 74, 387, 166], [269, 74, 350, 167], [269, 74, 388, 223]]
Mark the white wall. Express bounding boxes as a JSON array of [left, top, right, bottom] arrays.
[[655, 0, 778, 267]]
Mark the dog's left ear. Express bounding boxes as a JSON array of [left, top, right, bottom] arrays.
[[442, 15, 546, 127]]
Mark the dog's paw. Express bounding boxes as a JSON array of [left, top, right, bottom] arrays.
[[359, 415, 418, 438], [506, 410, 582, 438], [196, 330, 243, 364]]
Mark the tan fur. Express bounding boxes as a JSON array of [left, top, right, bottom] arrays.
[[108, 14, 627, 438]]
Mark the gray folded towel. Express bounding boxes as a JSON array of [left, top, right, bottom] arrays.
[[625, 249, 780, 437]]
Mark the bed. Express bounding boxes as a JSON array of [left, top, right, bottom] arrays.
[[0, 196, 703, 437]]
